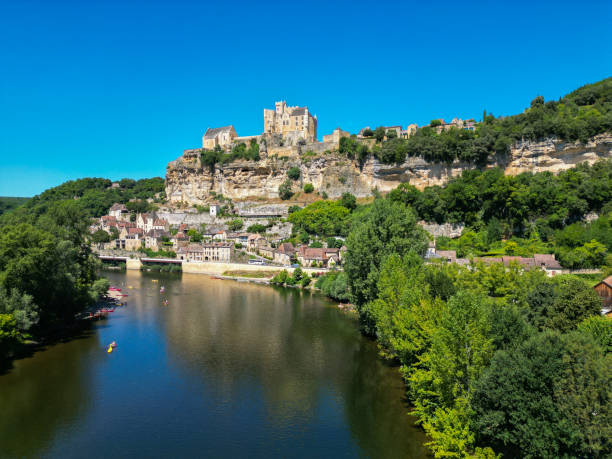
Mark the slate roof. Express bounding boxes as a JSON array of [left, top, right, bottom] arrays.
[[291, 107, 307, 116], [204, 126, 235, 139]]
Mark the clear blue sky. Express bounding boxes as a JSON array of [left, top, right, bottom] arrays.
[[1, 0, 610, 197]]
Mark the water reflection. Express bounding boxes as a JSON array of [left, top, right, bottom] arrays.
[[0, 271, 427, 459], [162, 274, 428, 458]]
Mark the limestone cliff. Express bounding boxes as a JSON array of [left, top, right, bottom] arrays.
[[165, 134, 612, 204]]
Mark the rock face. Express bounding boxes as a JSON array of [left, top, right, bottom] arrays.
[[165, 134, 612, 204]]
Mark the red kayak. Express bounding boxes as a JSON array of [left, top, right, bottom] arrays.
[[109, 287, 122, 292], [100, 308, 115, 313]]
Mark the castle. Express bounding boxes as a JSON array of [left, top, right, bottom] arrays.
[[263, 101, 317, 142], [201, 101, 317, 150]]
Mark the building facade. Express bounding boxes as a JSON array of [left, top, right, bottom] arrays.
[[263, 101, 317, 142], [202, 126, 238, 149]]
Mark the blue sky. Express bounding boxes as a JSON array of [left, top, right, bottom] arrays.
[[1, 0, 610, 197]]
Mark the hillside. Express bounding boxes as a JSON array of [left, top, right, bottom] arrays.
[[166, 78, 612, 204], [0, 197, 28, 216], [0, 177, 165, 224]]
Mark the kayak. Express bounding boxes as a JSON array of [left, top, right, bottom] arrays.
[[107, 346, 113, 353]]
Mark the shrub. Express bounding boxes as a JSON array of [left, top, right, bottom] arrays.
[[279, 180, 294, 200], [303, 183, 314, 193], [287, 167, 301, 180]]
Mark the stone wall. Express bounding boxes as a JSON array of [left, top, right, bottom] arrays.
[[166, 133, 612, 204]]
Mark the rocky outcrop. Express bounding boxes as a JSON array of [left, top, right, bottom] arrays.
[[165, 134, 612, 204]]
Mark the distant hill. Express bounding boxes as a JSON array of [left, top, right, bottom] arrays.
[[0, 196, 29, 215], [0, 177, 165, 224]]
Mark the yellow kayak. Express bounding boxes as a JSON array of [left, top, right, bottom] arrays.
[[107, 346, 113, 353]]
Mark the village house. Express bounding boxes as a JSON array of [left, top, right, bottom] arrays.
[[258, 246, 275, 260], [177, 243, 231, 262], [431, 118, 476, 134], [248, 233, 266, 251], [273, 242, 295, 266], [594, 275, 612, 311], [170, 232, 188, 249], [213, 230, 227, 241], [152, 218, 169, 232], [401, 123, 419, 138], [144, 229, 170, 252], [226, 232, 249, 245], [202, 126, 237, 150], [101, 215, 117, 230], [296, 246, 340, 268], [108, 203, 129, 221]]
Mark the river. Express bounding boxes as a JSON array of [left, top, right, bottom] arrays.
[[0, 271, 428, 458]]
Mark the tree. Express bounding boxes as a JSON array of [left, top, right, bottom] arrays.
[[373, 126, 386, 142], [91, 229, 111, 244], [288, 201, 350, 237], [187, 228, 202, 242], [577, 315, 612, 353], [278, 180, 294, 200], [287, 167, 301, 180], [472, 331, 567, 458], [247, 224, 266, 234], [344, 199, 428, 310], [227, 218, 244, 231], [303, 183, 314, 193], [339, 192, 357, 211], [362, 128, 373, 137], [472, 330, 611, 458]]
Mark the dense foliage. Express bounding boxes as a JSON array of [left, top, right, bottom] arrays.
[[341, 226, 610, 457], [387, 160, 612, 268], [345, 77, 612, 166], [288, 200, 352, 237], [0, 197, 28, 216], [200, 139, 260, 169], [0, 200, 101, 360], [0, 177, 164, 222]]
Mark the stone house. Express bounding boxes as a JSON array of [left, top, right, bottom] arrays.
[[202, 126, 238, 150], [213, 230, 227, 241], [322, 127, 350, 145], [273, 242, 295, 266], [247, 234, 266, 251], [177, 243, 231, 262], [152, 218, 169, 232], [296, 246, 340, 268], [109, 203, 129, 221], [258, 246, 275, 259], [401, 123, 418, 138], [226, 232, 249, 245]]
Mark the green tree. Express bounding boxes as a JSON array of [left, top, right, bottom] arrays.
[[339, 192, 357, 211], [577, 315, 612, 353], [91, 229, 111, 244], [227, 218, 244, 231], [278, 180, 294, 200], [287, 167, 301, 180], [344, 199, 428, 311]]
